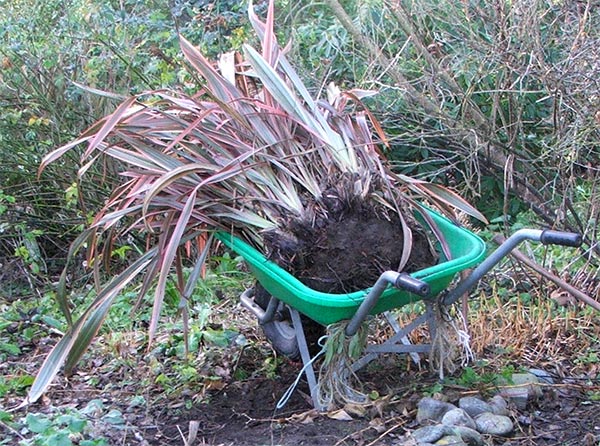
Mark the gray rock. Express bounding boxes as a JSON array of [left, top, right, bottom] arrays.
[[458, 396, 494, 418], [411, 425, 453, 443], [441, 408, 476, 430], [417, 397, 457, 424], [488, 395, 509, 416], [435, 435, 467, 445], [451, 426, 484, 446], [498, 373, 542, 409], [474, 412, 514, 436], [528, 368, 554, 384], [500, 387, 528, 410], [512, 373, 543, 396]]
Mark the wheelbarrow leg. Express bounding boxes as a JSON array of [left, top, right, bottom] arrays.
[[425, 301, 437, 342], [289, 308, 326, 411], [383, 311, 421, 366], [352, 311, 433, 371]]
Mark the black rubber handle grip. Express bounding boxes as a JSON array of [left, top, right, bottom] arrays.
[[540, 230, 582, 247], [395, 273, 431, 297]]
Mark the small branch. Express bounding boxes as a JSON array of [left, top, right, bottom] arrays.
[[492, 234, 599, 312], [0, 420, 26, 441]]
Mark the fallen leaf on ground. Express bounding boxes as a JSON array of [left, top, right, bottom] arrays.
[[369, 417, 386, 433], [327, 409, 353, 421], [287, 409, 319, 424], [344, 402, 367, 418]]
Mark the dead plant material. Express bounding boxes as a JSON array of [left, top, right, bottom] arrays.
[[493, 234, 600, 312], [429, 302, 473, 380], [317, 321, 370, 410], [468, 283, 599, 371]]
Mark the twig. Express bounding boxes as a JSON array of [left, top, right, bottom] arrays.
[[332, 416, 408, 446], [365, 418, 408, 446], [492, 234, 600, 312], [0, 420, 26, 441], [333, 424, 374, 446]]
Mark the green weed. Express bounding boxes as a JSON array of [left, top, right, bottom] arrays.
[[448, 364, 520, 390], [17, 409, 109, 446], [576, 351, 600, 366], [0, 375, 34, 398]]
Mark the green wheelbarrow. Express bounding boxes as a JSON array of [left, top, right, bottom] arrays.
[[216, 210, 582, 410]]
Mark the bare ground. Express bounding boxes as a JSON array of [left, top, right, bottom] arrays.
[[3, 305, 599, 446], [2, 251, 599, 445]]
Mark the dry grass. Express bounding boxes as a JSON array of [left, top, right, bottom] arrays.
[[468, 284, 599, 371], [385, 278, 600, 378]]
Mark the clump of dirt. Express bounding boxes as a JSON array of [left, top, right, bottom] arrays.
[[263, 197, 437, 293]]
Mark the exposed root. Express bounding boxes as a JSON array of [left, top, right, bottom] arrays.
[[429, 301, 473, 380], [317, 321, 370, 410]]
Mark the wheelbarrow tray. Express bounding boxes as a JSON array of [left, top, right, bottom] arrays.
[[216, 210, 486, 326]]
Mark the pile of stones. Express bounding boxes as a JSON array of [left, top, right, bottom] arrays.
[[407, 395, 513, 445], [397, 369, 551, 445]]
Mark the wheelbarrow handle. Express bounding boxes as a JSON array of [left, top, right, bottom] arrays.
[[540, 230, 582, 247], [345, 271, 430, 337], [443, 228, 582, 306], [395, 273, 431, 297], [346, 228, 582, 336]]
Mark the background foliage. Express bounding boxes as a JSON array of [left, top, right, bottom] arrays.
[[1, 1, 597, 311], [0, 0, 255, 286], [285, 0, 599, 229]]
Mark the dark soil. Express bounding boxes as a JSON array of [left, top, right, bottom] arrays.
[[148, 361, 384, 446], [148, 358, 600, 446], [3, 301, 599, 446], [264, 199, 437, 294]]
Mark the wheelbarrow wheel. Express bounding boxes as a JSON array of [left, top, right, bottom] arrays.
[[254, 284, 323, 360]]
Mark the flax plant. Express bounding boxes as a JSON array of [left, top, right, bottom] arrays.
[[26, 0, 485, 405]]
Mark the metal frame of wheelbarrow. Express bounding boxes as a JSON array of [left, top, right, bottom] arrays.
[[216, 211, 582, 411]]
